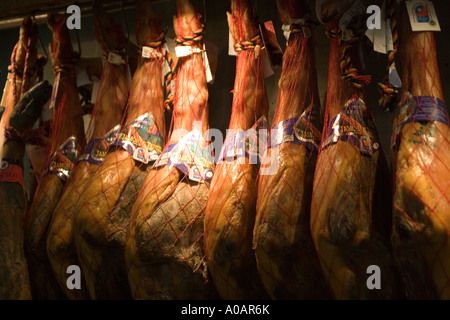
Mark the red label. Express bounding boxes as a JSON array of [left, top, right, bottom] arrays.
[[0, 162, 24, 188]]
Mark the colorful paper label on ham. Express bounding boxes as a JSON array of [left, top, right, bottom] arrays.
[[107, 51, 127, 65], [109, 112, 164, 164], [269, 104, 322, 154], [44, 136, 79, 182], [219, 116, 268, 164], [405, 0, 441, 32], [322, 98, 380, 156], [77, 138, 110, 165], [153, 129, 215, 183], [392, 95, 449, 149], [0, 160, 24, 188]]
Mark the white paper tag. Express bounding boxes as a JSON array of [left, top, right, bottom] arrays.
[[162, 43, 171, 83], [261, 46, 274, 79], [389, 66, 402, 88], [228, 30, 237, 56], [202, 43, 214, 84], [371, 0, 387, 53], [282, 24, 291, 43], [175, 45, 203, 58], [405, 0, 441, 32], [282, 18, 302, 42], [142, 46, 163, 59], [108, 52, 126, 65], [204, 40, 218, 84], [259, 24, 274, 78], [170, 79, 176, 95], [366, 0, 396, 54], [386, 18, 394, 52]]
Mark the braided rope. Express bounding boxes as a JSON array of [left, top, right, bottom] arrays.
[[175, 24, 205, 47], [326, 27, 371, 89], [290, 19, 313, 39], [378, 0, 399, 111], [234, 34, 262, 52], [146, 31, 166, 49], [164, 24, 205, 111], [141, 31, 176, 111], [53, 63, 76, 74], [163, 49, 177, 111]]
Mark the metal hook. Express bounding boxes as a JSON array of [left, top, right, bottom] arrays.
[[71, 1, 82, 59], [37, 33, 49, 60], [31, 10, 49, 62], [121, 0, 130, 43]]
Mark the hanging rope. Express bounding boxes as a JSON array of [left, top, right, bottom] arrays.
[[143, 30, 175, 112], [163, 48, 177, 112], [290, 21, 312, 38], [326, 26, 371, 89], [174, 24, 205, 47], [164, 23, 205, 112], [234, 34, 262, 52], [377, 0, 399, 111]]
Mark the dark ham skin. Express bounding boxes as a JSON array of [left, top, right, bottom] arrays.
[[72, 0, 166, 299], [204, 0, 270, 300], [124, 0, 218, 300], [46, 0, 129, 300], [309, 15, 400, 299], [253, 0, 332, 300], [24, 14, 86, 300], [0, 81, 52, 300], [391, 1, 450, 300], [0, 17, 39, 159]]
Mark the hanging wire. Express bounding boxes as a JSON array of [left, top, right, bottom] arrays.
[[377, 0, 400, 112], [75, 27, 82, 59], [31, 11, 49, 61], [120, 0, 130, 43], [202, 0, 207, 25]]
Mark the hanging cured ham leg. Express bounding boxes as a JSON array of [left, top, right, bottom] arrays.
[[310, 4, 399, 299], [253, 0, 331, 299], [73, 0, 166, 299], [0, 81, 52, 300], [24, 14, 86, 300], [46, 0, 129, 300], [204, 0, 269, 300], [0, 17, 39, 158], [125, 0, 217, 300], [391, 0, 450, 300]]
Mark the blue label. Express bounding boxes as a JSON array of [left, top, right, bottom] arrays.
[[269, 104, 322, 154], [109, 112, 164, 164], [77, 138, 109, 165], [321, 98, 380, 156], [218, 116, 268, 164], [43, 136, 79, 182], [392, 95, 449, 149], [153, 129, 215, 183], [415, 5, 430, 23], [403, 96, 449, 125]]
